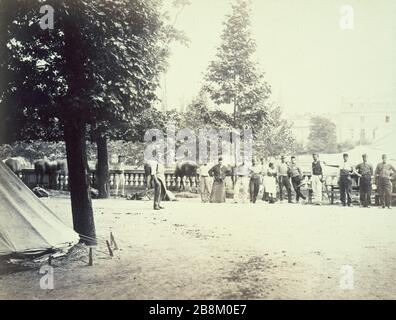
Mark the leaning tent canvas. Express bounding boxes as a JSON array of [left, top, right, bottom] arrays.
[[346, 130, 396, 165], [0, 161, 78, 257]]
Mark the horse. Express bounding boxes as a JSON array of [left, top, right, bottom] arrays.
[[174, 160, 199, 192], [143, 160, 156, 190], [34, 159, 68, 189]]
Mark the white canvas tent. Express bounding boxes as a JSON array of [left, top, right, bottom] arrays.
[[0, 161, 78, 257], [346, 131, 396, 165], [295, 131, 396, 174]]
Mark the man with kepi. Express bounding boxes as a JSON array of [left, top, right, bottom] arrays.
[[375, 154, 395, 209], [355, 154, 374, 208]]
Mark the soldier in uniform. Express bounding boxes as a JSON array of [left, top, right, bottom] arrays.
[[325, 153, 357, 207], [152, 151, 166, 210], [289, 156, 306, 203], [114, 155, 126, 198], [375, 154, 396, 209], [233, 161, 250, 204], [311, 154, 324, 205], [277, 156, 292, 203], [208, 157, 228, 203], [266, 163, 277, 203], [355, 154, 374, 208], [249, 159, 262, 204], [198, 162, 212, 203]]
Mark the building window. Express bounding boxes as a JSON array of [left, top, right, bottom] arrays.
[[385, 116, 390, 123], [360, 116, 365, 123]]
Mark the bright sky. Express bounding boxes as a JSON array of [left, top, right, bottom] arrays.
[[162, 0, 396, 115]]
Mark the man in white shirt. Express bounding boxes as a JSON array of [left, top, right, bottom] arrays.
[[152, 152, 166, 210], [277, 156, 292, 203], [233, 161, 250, 203], [325, 153, 357, 207], [198, 162, 212, 203], [249, 159, 262, 203], [114, 155, 126, 198]]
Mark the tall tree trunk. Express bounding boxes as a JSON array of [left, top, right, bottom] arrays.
[[96, 135, 110, 199], [64, 119, 96, 245]]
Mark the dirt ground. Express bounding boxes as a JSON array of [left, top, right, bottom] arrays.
[[1, 196, 396, 300]]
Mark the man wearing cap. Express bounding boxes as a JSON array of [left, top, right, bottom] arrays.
[[311, 154, 323, 205], [152, 151, 166, 210], [356, 154, 374, 208], [114, 155, 126, 198], [325, 153, 357, 207], [289, 156, 306, 203], [249, 158, 262, 204], [260, 158, 268, 201], [209, 157, 228, 203], [277, 156, 292, 203], [375, 154, 396, 209], [198, 162, 212, 203], [233, 161, 250, 204]]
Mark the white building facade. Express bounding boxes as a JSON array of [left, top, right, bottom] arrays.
[[337, 98, 395, 145]]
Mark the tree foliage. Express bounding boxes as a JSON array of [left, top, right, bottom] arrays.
[[203, 0, 271, 133], [0, 0, 174, 144], [0, 0, 176, 243], [254, 106, 297, 158], [306, 116, 338, 154]]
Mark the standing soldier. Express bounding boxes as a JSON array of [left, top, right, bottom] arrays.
[[375, 154, 396, 209], [260, 158, 268, 201], [198, 162, 212, 203], [249, 159, 262, 204], [311, 154, 324, 205], [152, 151, 166, 210], [289, 156, 307, 203], [233, 161, 250, 204], [114, 155, 126, 198], [277, 156, 292, 203], [208, 157, 228, 203], [266, 162, 277, 203], [325, 153, 357, 207], [339, 154, 355, 207], [355, 154, 374, 208]]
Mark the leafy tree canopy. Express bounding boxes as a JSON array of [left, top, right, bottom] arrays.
[[203, 0, 271, 134], [306, 116, 338, 154], [0, 0, 180, 144]]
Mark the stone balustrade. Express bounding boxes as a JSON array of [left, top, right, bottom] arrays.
[[20, 168, 356, 192], [18, 168, 395, 206], [20, 168, 200, 192]]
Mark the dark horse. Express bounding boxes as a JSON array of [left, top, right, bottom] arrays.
[[144, 160, 199, 192], [174, 161, 199, 191], [34, 159, 68, 189], [143, 161, 154, 190]]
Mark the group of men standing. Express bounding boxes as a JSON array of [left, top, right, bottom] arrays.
[[136, 150, 395, 210], [197, 156, 308, 205], [195, 153, 395, 209], [309, 153, 395, 208]]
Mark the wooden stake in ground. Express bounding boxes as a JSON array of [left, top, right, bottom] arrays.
[[110, 232, 118, 250], [88, 247, 93, 266], [106, 240, 113, 257]]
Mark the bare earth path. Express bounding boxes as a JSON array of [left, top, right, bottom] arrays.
[[1, 197, 396, 300]]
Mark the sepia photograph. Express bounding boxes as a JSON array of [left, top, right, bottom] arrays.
[[0, 0, 395, 306]]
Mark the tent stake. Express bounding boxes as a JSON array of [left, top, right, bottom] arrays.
[[110, 232, 118, 250], [106, 240, 113, 257], [88, 247, 93, 266]]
